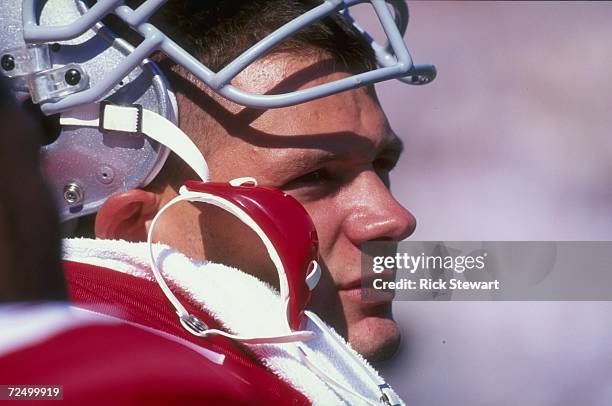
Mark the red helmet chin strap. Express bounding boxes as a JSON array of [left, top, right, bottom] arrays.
[[149, 178, 398, 405], [184, 179, 320, 331], [147, 177, 320, 343]]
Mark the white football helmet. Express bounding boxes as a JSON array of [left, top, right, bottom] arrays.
[[0, 0, 435, 221]]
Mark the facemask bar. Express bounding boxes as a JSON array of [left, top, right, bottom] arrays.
[[342, 0, 435, 85], [22, 0, 436, 115]]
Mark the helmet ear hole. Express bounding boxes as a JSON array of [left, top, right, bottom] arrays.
[[21, 99, 61, 146]]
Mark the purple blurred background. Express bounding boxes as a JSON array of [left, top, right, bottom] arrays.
[[353, 2, 612, 405]]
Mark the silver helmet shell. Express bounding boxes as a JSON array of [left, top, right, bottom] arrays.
[[1, 0, 175, 221]]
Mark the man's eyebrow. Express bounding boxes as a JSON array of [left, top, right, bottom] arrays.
[[283, 150, 338, 173], [276, 133, 404, 175]]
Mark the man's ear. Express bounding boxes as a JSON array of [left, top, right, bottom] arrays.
[[95, 189, 160, 242]]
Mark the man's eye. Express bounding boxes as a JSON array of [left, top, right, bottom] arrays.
[[285, 168, 330, 188]]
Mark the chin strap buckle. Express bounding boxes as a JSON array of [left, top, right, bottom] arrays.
[[378, 383, 400, 406], [99, 100, 143, 133], [179, 314, 209, 335]]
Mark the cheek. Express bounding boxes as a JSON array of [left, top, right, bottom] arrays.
[[199, 205, 279, 288], [206, 143, 268, 182], [299, 197, 345, 254]]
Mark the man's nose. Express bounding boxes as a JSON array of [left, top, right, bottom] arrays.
[[343, 172, 417, 244]]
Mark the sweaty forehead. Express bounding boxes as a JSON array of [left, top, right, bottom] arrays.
[[230, 53, 388, 139]]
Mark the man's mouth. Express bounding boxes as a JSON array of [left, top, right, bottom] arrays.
[[337, 272, 395, 306]]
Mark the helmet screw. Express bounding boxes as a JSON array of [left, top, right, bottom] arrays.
[[1, 54, 15, 71], [63, 182, 84, 205], [96, 166, 115, 185], [64, 69, 81, 86], [51, 43, 61, 52]]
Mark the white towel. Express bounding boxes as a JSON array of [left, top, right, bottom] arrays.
[[63, 238, 404, 405]]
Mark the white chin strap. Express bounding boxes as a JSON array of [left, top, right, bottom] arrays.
[[60, 102, 210, 182], [298, 311, 401, 406]]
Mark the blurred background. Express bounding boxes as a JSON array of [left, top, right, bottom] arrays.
[[352, 2, 612, 405]]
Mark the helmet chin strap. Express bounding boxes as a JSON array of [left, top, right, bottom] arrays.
[[146, 184, 315, 345], [60, 102, 210, 183], [148, 188, 399, 404], [297, 311, 401, 406]]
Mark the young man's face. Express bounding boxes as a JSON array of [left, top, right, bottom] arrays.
[[99, 54, 416, 361]]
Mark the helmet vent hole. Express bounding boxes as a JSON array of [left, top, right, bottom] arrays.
[[21, 99, 61, 146]]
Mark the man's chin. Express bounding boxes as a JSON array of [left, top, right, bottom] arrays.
[[348, 315, 401, 362]]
